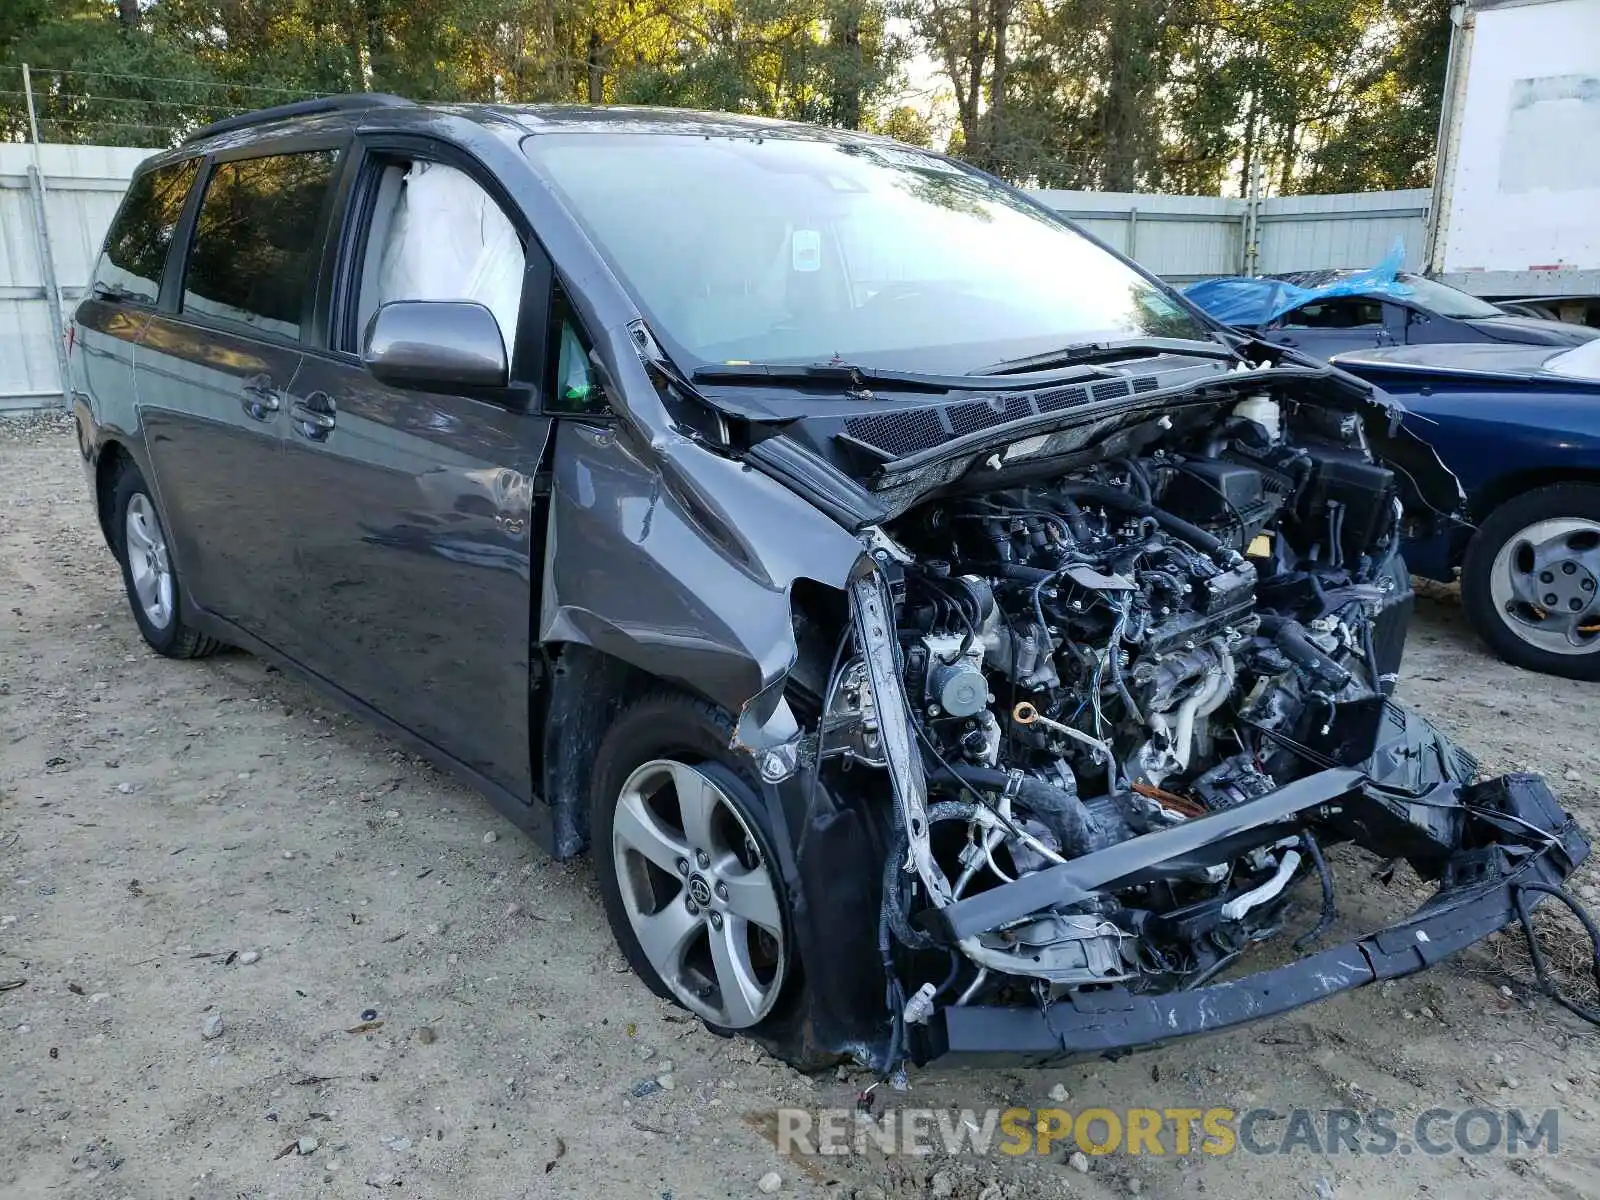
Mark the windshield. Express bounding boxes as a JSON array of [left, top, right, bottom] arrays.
[[522, 133, 1207, 374], [1396, 274, 1504, 320]]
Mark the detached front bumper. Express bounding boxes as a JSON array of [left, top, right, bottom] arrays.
[[909, 772, 1589, 1066]]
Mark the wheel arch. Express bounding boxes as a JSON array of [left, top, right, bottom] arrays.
[[93, 438, 139, 550], [1463, 467, 1600, 562], [536, 641, 658, 860], [536, 576, 852, 861], [1465, 467, 1600, 579], [541, 605, 893, 1066]]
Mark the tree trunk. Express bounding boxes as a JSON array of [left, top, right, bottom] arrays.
[[1277, 120, 1298, 194], [1238, 88, 1259, 198], [966, 0, 985, 159], [587, 27, 605, 103], [1103, 18, 1140, 190], [987, 0, 1010, 172], [830, 4, 863, 129], [364, 0, 386, 91], [923, 0, 988, 158], [344, 1, 367, 91]]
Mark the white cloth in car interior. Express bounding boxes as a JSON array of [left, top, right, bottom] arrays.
[[371, 160, 524, 354], [357, 165, 406, 342]]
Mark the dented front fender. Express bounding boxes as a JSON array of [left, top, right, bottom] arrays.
[[539, 419, 864, 724]]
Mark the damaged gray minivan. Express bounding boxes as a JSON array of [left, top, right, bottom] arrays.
[[71, 96, 1588, 1072]]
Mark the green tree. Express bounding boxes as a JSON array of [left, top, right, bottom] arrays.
[[1300, 0, 1452, 191], [3, 0, 1454, 198]]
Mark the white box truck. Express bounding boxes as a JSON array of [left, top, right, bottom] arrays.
[[1426, 0, 1600, 322]]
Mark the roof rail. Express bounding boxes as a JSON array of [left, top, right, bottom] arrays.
[[183, 94, 414, 144]]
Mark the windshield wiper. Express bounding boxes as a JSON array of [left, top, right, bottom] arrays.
[[972, 336, 1240, 376], [690, 362, 954, 394]]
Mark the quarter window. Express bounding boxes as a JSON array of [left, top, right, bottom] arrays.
[[95, 158, 199, 304], [547, 288, 610, 416], [182, 150, 338, 339]]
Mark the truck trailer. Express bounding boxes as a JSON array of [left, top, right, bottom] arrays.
[[1426, 0, 1600, 324]]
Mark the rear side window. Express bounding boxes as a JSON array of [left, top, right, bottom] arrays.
[[95, 159, 199, 304], [1283, 298, 1384, 329], [181, 150, 338, 339]]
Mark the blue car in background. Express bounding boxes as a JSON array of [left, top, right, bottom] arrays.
[[1187, 268, 1596, 360], [1331, 340, 1600, 680]]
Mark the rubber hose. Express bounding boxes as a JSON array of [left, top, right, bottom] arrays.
[[927, 765, 1101, 857], [1052, 492, 1092, 543], [1055, 481, 1233, 562], [881, 800, 979, 951], [1257, 614, 1352, 691], [987, 562, 1057, 584], [1106, 635, 1146, 725], [1359, 614, 1392, 697]]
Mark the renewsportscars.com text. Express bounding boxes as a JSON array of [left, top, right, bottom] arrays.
[[776, 1106, 1561, 1158]]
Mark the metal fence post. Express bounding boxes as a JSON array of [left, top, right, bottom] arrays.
[[22, 63, 73, 411], [1240, 163, 1264, 276]]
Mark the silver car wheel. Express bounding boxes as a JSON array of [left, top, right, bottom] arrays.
[[1488, 516, 1600, 657], [611, 759, 787, 1029], [124, 493, 175, 630]]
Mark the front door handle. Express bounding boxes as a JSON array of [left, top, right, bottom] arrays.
[[240, 374, 281, 420], [291, 392, 337, 441]]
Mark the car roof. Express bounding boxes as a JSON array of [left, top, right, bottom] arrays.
[[1266, 268, 1431, 291], [474, 103, 890, 142], [162, 96, 901, 165]]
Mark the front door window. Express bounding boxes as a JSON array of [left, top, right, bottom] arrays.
[[354, 160, 525, 357]]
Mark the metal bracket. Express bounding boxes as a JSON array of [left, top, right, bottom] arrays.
[[848, 566, 951, 905]]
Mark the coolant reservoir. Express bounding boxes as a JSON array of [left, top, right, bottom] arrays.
[[1233, 394, 1280, 443]]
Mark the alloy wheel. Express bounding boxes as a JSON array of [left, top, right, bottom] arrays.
[[610, 759, 787, 1028], [124, 493, 175, 630]]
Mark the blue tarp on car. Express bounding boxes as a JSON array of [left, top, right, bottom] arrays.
[[1185, 243, 1410, 326]]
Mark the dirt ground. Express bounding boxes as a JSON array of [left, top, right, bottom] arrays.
[[3, 412, 1599, 1200]]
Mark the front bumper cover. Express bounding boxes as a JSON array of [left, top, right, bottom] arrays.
[[909, 771, 1589, 1066]]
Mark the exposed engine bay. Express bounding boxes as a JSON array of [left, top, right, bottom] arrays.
[[795, 381, 1589, 1064]]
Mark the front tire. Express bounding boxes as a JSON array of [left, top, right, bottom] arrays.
[[109, 461, 220, 660], [1461, 484, 1600, 680], [591, 692, 801, 1038]]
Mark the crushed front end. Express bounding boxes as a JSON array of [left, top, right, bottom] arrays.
[[775, 361, 1591, 1069]]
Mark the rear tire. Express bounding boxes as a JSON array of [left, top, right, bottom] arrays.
[[1461, 484, 1600, 681], [109, 460, 220, 660]]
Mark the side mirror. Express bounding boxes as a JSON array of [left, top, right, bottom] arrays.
[[362, 300, 509, 392]]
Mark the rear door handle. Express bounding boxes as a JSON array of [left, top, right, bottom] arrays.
[[240, 374, 281, 420], [290, 392, 337, 441]]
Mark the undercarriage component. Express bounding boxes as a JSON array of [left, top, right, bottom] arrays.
[[914, 773, 1586, 1065]]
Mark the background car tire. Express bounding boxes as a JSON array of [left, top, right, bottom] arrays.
[[1461, 483, 1600, 681], [109, 460, 221, 660], [590, 690, 832, 1066]]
